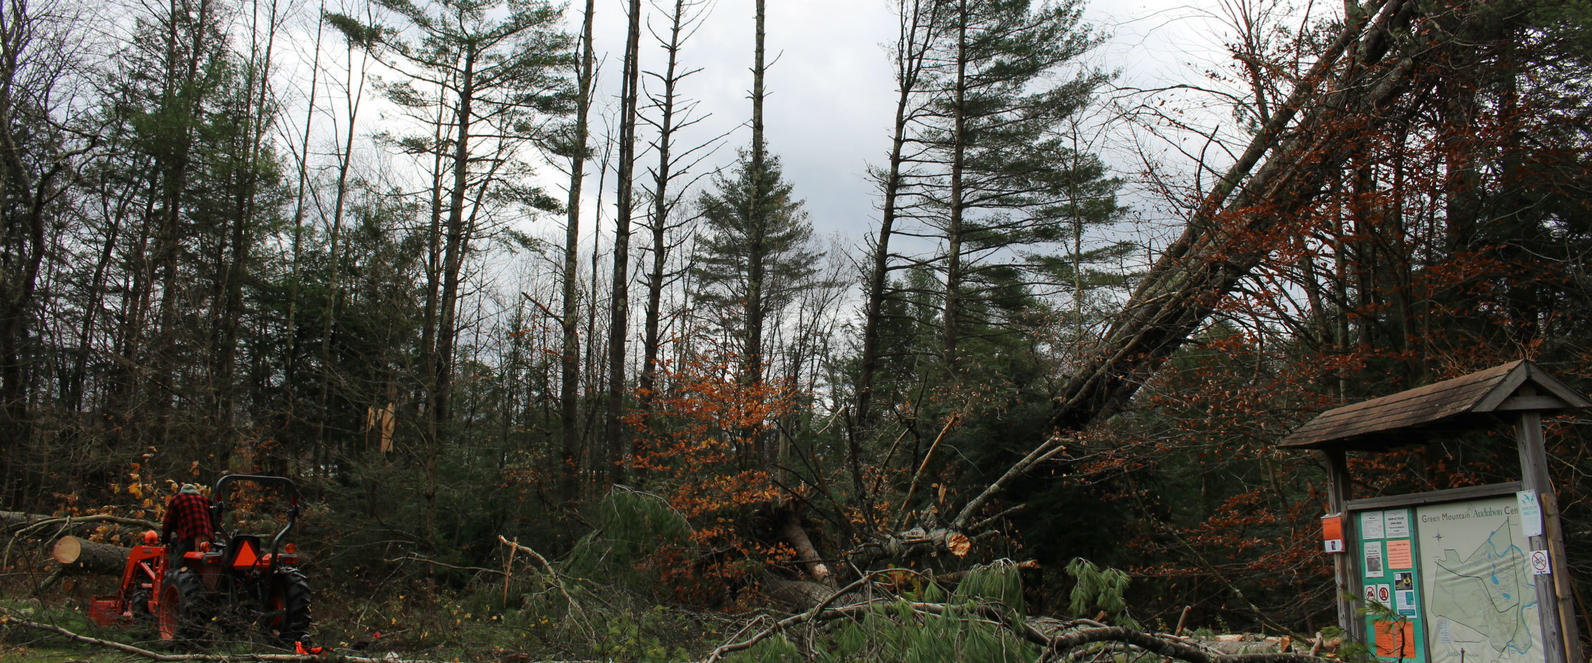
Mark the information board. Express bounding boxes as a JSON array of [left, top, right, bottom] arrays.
[[1416, 495, 1543, 663], [1359, 507, 1426, 663]]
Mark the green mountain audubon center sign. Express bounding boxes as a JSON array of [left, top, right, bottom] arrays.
[[1352, 495, 1546, 663]]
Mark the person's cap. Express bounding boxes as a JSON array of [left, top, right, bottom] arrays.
[[180, 484, 200, 495]]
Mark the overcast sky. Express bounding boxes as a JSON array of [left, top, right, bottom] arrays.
[[575, 0, 1240, 244]]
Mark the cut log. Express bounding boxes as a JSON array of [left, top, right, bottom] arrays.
[[51, 536, 130, 574], [849, 527, 975, 569]]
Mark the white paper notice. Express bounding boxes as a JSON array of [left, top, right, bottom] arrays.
[[1518, 491, 1544, 538], [1361, 511, 1385, 540], [1396, 590, 1416, 612], [1364, 541, 1385, 577], [1384, 509, 1411, 538]]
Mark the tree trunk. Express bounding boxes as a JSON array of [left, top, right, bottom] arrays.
[[779, 510, 834, 587], [941, 0, 968, 369], [1047, 0, 1420, 433], [606, 0, 644, 484], [51, 536, 130, 575], [560, 0, 596, 502], [639, 0, 690, 418], [952, 0, 1427, 524], [857, 0, 937, 430]]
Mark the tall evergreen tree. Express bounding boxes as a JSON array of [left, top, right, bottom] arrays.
[[691, 150, 822, 464], [917, 0, 1115, 366]]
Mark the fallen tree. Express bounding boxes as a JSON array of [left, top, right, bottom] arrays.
[[950, 0, 1456, 526]]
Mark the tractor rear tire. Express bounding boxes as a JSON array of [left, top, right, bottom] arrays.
[[156, 569, 209, 643], [266, 567, 312, 646]]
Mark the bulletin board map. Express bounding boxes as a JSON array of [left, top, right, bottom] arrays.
[[1415, 496, 1543, 663]]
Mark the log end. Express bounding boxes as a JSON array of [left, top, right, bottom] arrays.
[[51, 535, 82, 565]]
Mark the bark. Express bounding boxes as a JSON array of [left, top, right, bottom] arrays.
[[51, 536, 130, 574], [281, 0, 324, 436], [941, 0, 968, 368], [2, 610, 443, 662], [559, 0, 596, 502], [745, 0, 767, 390], [1, 512, 159, 533], [606, 0, 644, 483], [849, 527, 972, 568], [778, 510, 834, 587], [0, 510, 52, 529], [703, 591, 1326, 663], [638, 0, 693, 416], [211, 0, 284, 427], [855, 0, 937, 431], [314, 20, 369, 463], [431, 44, 478, 454], [762, 575, 837, 610]]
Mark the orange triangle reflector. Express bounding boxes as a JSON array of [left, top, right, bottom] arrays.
[[233, 540, 258, 567]]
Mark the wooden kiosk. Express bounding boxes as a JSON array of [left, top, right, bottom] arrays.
[[1279, 361, 1587, 663]]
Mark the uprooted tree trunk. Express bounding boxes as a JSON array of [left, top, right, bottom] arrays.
[[955, 0, 1434, 528], [778, 509, 835, 587]]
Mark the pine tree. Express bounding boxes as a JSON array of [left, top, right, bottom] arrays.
[[691, 150, 823, 465], [917, 0, 1116, 366]]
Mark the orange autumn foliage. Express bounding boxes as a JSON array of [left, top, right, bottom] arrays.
[[623, 350, 804, 603]]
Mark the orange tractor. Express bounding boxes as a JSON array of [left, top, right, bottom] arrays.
[[88, 474, 311, 646]]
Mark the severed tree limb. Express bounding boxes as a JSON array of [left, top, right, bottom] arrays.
[[895, 414, 958, 529], [496, 535, 594, 639], [1038, 627, 1320, 663], [1, 512, 161, 534], [701, 568, 917, 663], [951, 434, 1068, 531]]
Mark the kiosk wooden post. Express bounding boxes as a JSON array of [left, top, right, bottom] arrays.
[[1325, 448, 1360, 640]]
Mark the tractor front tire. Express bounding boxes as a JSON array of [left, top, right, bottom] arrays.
[[266, 567, 312, 646], [156, 569, 209, 643]]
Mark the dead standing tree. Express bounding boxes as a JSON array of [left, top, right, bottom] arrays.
[[951, 0, 1437, 530]]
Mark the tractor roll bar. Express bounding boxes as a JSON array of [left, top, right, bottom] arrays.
[[209, 474, 301, 572]]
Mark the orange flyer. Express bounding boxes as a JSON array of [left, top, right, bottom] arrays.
[[1374, 620, 1415, 658], [1386, 539, 1414, 569], [1322, 514, 1343, 541]]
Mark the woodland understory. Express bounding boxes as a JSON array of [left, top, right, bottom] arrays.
[[2, 0, 1592, 660]]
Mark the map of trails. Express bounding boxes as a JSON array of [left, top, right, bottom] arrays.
[[1416, 496, 1543, 663]]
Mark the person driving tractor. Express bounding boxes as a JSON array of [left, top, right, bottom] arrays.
[[161, 483, 215, 566]]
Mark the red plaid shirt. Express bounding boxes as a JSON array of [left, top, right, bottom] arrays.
[[162, 493, 215, 543]]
